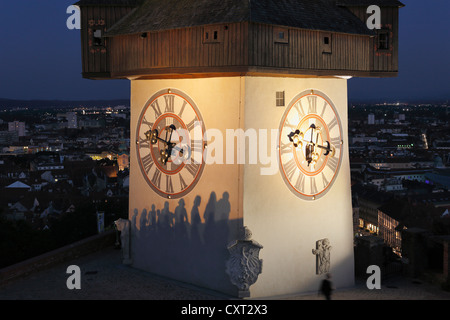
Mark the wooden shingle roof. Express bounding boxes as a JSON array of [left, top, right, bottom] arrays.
[[105, 0, 378, 37], [75, 0, 140, 6], [337, 0, 405, 7]]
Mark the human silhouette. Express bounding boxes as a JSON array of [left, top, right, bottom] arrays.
[[160, 201, 173, 229], [174, 199, 188, 239], [203, 192, 217, 225], [148, 204, 157, 228], [215, 192, 231, 245], [190, 196, 202, 246], [139, 208, 147, 231], [191, 196, 201, 226], [216, 191, 230, 221], [203, 192, 217, 244]]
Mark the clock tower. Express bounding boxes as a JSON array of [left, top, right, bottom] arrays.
[[77, 0, 404, 298]]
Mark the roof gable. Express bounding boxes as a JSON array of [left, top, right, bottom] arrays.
[[5, 181, 31, 189]]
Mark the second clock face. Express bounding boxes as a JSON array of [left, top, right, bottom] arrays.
[[279, 90, 343, 200], [136, 89, 206, 199]]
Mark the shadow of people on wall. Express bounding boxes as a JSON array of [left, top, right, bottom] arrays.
[[130, 191, 238, 294], [148, 204, 157, 230], [174, 198, 188, 241], [190, 195, 202, 247], [203, 191, 217, 246]]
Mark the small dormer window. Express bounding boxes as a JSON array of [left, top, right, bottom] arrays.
[[93, 29, 103, 46], [377, 31, 390, 50], [274, 27, 289, 44], [322, 33, 332, 54], [204, 26, 221, 43]]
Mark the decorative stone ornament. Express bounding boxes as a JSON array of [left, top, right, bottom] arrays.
[[226, 227, 263, 298], [115, 218, 132, 265], [312, 238, 332, 275]]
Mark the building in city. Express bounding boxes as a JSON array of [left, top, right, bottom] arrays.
[[8, 121, 26, 137]]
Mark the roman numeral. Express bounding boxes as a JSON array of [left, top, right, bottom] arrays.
[[308, 96, 317, 114], [330, 137, 341, 150], [139, 137, 150, 149], [150, 100, 162, 118], [192, 139, 203, 153], [295, 174, 305, 192], [178, 100, 187, 118], [151, 170, 162, 188], [284, 158, 298, 181], [280, 141, 292, 155], [185, 163, 200, 177], [141, 154, 154, 173], [179, 173, 188, 191], [164, 95, 175, 113], [166, 175, 174, 194], [327, 117, 338, 131], [321, 172, 329, 189], [142, 115, 154, 129], [285, 121, 297, 131], [310, 176, 318, 195], [327, 155, 339, 173], [294, 101, 306, 118], [319, 101, 327, 118], [186, 119, 197, 132]]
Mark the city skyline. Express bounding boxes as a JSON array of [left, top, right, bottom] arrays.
[[0, 0, 449, 102]]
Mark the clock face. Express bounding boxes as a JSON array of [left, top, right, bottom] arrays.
[[136, 89, 206, 199], [279, 90, 343, 200]]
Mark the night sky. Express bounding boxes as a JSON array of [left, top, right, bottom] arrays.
[[0, 0, 448, 102]]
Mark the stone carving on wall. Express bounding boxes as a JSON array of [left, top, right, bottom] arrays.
[[312, 238, 332, 275], [225, 226, 263, 298], [115, 218, 132, 265]]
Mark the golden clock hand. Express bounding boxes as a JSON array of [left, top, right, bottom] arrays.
[[316, 142, 336, 157], [146, 129, 172, 146]]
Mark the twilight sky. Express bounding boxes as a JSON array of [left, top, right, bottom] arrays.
[[0, 0, 448, 102]]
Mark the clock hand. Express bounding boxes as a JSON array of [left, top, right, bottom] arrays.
[[316, 141, 336, 157], [146, 125, 177, 147], [166, 124, 177, 144], [146, 129, 168, 145], [288, 130, 303, 147]]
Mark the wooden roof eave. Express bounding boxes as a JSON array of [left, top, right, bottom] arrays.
[[107, 66, 398, 81], [104, 20, 376, 39]]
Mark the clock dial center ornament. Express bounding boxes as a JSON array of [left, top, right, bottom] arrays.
[[279, 90, 343, 200], [136, 89, 206, 199]]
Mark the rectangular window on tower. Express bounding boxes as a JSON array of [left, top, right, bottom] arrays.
[[93, 29, 103, 46], [203, 26, 221, 43], [377, 31, 390, 51], [322, 33, 332, 54], [276, 91, 285, 107], [273, 27, 289, 44], [274, 27, 289, 44]]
